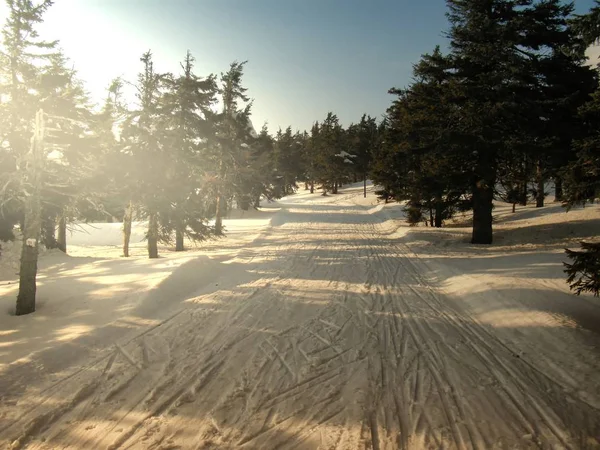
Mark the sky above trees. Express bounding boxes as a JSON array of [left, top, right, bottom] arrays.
[[0, 0, 591, 133]]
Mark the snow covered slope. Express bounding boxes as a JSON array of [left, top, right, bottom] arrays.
[[0, 182, 599, 449]]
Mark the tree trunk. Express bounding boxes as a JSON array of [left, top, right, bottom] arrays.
[[363, 175, 367, 198], [512, 202, 516, 213], [333, 181, 338, 194], [554, 176, 563, 202], [253, 195, 261, 208], [304, 182, 309, 190], [434, 199, 443, 228], [57, 215, 67, 253], [471, 178, 494, 245], [41, 215, 57, 249], [310, 182, 314, 194], [123, 201, 133, 257], [429, 208, 434, 227], [147, 212, 159, 259], [175, 222, 185, 252], [536, 159, 544, 208], [519, 181, 528, 206], [215, 194, 223, 235], [16, 109, 44, 316]]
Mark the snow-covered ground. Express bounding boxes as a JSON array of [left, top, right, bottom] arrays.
[[0, 183, 599, 449]]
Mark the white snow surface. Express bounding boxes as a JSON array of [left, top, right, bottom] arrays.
[[1, 182, 600, 448]]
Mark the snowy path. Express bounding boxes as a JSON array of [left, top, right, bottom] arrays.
[[1, 185, 600, 449]]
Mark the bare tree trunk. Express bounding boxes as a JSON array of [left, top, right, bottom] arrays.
[[175, 222, 185, 252], [123, 201, 133, 257], [429, 208, 434, 227], [554, 176, 563, 202], [434, 198, 443, 228], [363, 175, 367, 198], [536, 159, 544, 208], [16, 110, 44, 316], [472, 175, 494, 244], [41, 214, 57, 249], [512, 203, 516, 213], [57, 214, 67, 253], [310, 181, 314, 194], [519, 181, 528, 206], [147, 212, 159, 259], [215, 194, 223, 235], [304, 182, 309, 190]]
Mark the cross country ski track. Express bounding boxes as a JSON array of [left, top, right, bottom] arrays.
[[1, 188, 599, 449]]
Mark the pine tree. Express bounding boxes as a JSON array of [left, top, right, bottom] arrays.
[[564, 242, 600, 297], [210, 61, 254, 233], [37, 51, 95, 254], [513, 0, 596, 208], [305, 121, 321, 194], [376, 47, 467, 227], [161, 51, 217, 250], [562, 2, 600, 208], [350, 114, 377, 197], [571, 0, 600, 50], [445, 0, 528, 243], [315, 112, 344, 194], [560, 2, 600, 298], [89, 78, 138, 256], [370, 117, 396, 203], [0, 0, 57, 247], [246, 124, 276, 207], [0, 0, 83, 314], [121, 51, 168, 258], [443, 0, 583, 242], [273, 126, 303, 196]]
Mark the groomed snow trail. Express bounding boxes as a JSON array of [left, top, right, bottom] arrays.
[[1, 186, 599, 449]]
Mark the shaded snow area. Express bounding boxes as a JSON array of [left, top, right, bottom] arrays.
[[1, 182, 600, 449]]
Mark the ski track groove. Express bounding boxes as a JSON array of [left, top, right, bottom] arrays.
[[2, 190, 599, 449]]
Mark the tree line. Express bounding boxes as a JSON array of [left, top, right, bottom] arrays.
[[2, 0, 600, 315], [370, 0, 599, 297], [0, 0, 380, 314], [372, 0, 600, 244]]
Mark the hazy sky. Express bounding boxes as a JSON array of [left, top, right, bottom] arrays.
[[9, 0, 600, 131]]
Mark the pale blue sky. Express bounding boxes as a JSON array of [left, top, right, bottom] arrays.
[[26, 0, 599, 132]]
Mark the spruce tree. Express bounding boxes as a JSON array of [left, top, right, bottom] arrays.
[[376, 47, 466, 227], [37, 51, 95, 254], [121, 51, 168, 258], [0, 0, 72, 314], [210, 61, 254, 233], [0, 0, 57, 248], [161, 51, 217, 250], [247, 124, 276, 207], [273, 126, 303, 196], [562, 1, 600, 298], [315, 112, 344, 194], [352, 114, 377, 197], [445, 0, 527, 243]]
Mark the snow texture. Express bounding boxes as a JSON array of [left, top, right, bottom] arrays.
[[0, 183, 599, 449]]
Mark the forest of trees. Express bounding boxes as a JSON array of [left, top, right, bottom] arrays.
[[1, 0, 600, 314], [372, 0, 600, 242]]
